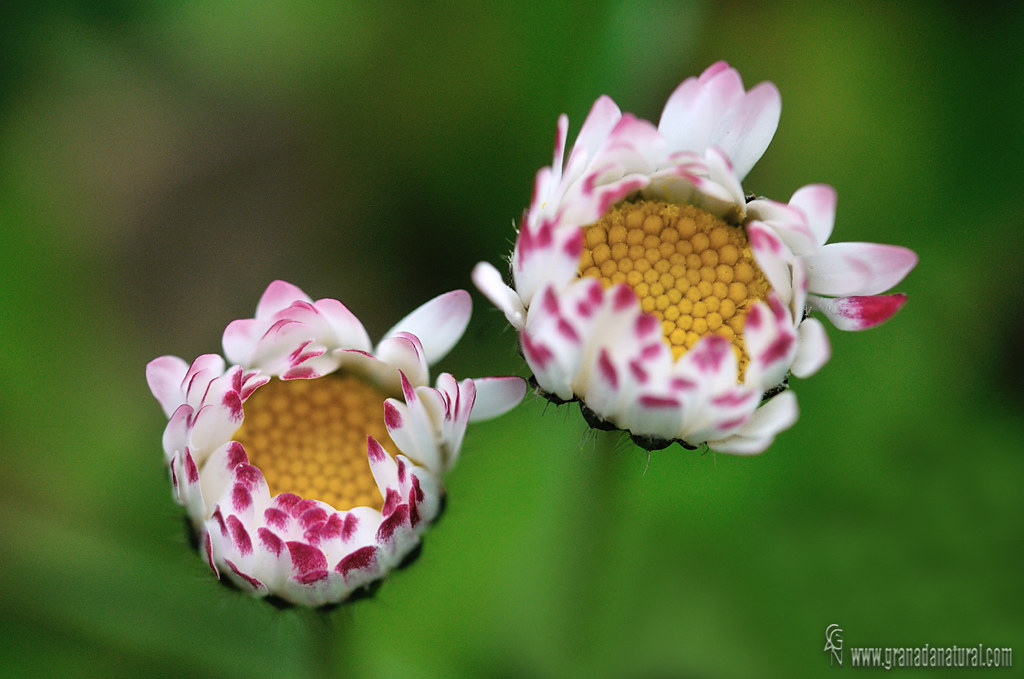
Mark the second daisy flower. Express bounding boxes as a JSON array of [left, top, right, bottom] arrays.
[[473, 62, 916, 454]]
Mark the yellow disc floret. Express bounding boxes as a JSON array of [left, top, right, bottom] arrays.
[[233, 373, 390, 511], [579, 200, 770, 378]]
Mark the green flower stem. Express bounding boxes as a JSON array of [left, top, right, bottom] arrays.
[[559, 427, 625, 666], [305, 606, 343, 678]]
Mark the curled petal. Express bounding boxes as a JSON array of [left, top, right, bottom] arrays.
[[375, 334, 430, 388], [222, 319, 260, 367], [382, 290, 471, 366], [808, 293, 909, 331]]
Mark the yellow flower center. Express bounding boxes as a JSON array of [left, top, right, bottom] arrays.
[[233, 373, 388, 511], [578, 199, 770, 377]]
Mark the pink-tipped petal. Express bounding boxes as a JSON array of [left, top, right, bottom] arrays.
[[382, 290, 471, 366], [714, 80, 781, 180], [744, 296, 798, 390], [805, 242, 918, 297], [182, 354, 227, 405], [659, 62, 780, 181], [745, 197, 817, 257], [383, 399, 441, 474], [147, 356, 189, 417], [622, 392, 684, 440], [375, 334, 430, 388], [256, 280, 312, 319], [788, 184, 837, 247], [564, 95, 624, 179], [659, 61, 744, 155], [808, 293, 909, 331], [316, 298, 373, 354], [222, 318, 260, 366]]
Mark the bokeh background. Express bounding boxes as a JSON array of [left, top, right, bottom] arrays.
[[2, 1, 1021, 677]]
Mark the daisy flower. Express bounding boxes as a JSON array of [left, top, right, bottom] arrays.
[[146, 280, 525, 606], [473, 61, 916, 454]]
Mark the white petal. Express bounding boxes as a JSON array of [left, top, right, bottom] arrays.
[[709, 391, 798, 455], [696, 147, 746, 215], [255, 280, 312, 319], [805, 242, 918, 297], [747, 222, 793, 305], [316, 298, 373, 353], [746, 197, 817, 256], [791, 318, 831, 378], [788, 184, 837, 247], [742, 297, 797, 390], [384, 398, 441, 474], [472, 262, 526, 330], [146, 356, 189, 417], [188, 403, 241, 457], [658, 63, 780, 181], [714, 80, 781, 180], [381, 290, 471, 366], [222, 318, 259, 366], [468, 376, 527, 422], [659, 61, 743, 155], [563, 95, 623, 186], [374, 334, 430, 388]]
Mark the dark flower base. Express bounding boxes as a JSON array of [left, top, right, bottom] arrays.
[[529, 374, 789, 452]]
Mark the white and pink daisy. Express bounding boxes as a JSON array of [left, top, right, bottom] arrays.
[[473, 61, 916, 454], [146, 280, 525, 606]]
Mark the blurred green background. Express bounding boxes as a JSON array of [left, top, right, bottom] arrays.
[[2, 1, 1021, 677]]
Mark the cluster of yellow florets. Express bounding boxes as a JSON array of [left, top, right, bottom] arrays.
[[579, 200, 770, 377], [234, 373, 388, 511]]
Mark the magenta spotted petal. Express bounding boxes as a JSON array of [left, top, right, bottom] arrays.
[[146, 281, 525, 606], [747, 185, 917, 333], [474, 62, 916, 455]]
